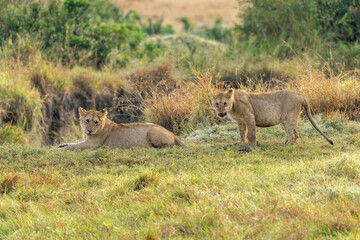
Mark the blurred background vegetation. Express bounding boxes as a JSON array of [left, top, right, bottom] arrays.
[[0, 0, 359, 145]]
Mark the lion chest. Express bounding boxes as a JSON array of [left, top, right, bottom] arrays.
[[228, 111, 245, 123]]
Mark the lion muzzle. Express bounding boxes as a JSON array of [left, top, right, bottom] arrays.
[[218, 112, 227, 118]]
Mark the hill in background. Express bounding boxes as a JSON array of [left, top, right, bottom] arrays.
[[114, 0, 242, 30]]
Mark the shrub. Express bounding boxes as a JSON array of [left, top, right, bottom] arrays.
[[204, 17, 233, 43], [238, 0, 360, 63], [180, 17, 195, 32], [142, 42, 166, 61], [240, 0, 318, 51], [0, 0, 144, 67], [142, 16, 175, 35], [147, 34, 227, 74]]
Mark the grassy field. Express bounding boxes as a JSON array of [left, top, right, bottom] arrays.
[[1, 0, 360, 238], [1, 118, 360, 239]]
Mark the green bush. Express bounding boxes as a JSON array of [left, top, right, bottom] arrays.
[[143, 42, 165, 61], [204, 17, 233, 43], [238, 0, 360, 60], [180, 17, 195, 32], [142, 18, 175, 35], [0, 0, 144, 67], [316, 0, 360, 42]]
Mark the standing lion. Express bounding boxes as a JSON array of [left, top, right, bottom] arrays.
[[211, 89, 333, 147]]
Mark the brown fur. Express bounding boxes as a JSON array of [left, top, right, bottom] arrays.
[[58, 107, 185, 150], [211, 89, 333, 147]]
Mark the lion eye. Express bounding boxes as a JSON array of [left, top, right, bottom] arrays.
[[86, 119, 90, 123], [224, 102, 227, 106], [215, 102, 219, 106], [95, 121, 98, 125]]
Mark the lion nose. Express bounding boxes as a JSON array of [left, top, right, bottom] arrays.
[[88, 130, 93, 134], [218, 112, 227, 118]]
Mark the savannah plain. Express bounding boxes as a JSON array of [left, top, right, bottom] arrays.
[[1, 0, 360, 239]]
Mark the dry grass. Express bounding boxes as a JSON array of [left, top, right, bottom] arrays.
[[114, 0, 243, 30], [0, 173, 20, 195], [1, 120, 360, 239], [141, 68, 218, 134], [1, 53, 360, 145], [293, 65, 360, 120], [1, 2, 359, 238], [128, 62, 178, 98], [140, 60, 360, 135], [0, 64, 43, 138], [0, 57, 139, 144]]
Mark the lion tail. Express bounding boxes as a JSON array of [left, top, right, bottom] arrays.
[[174, 136, 186, 147], [303, 98, 334, 145]]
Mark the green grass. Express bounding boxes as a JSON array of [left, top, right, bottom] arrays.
[[1, 118, 360, 239]]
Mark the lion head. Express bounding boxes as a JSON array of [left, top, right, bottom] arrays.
[[78, 107, 108, 136], [211, 89, 234, 119]]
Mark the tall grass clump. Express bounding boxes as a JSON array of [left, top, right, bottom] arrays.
[[141, 68, 218, 134], [0, 71, 43, 133], [293, 65, 360, 120], [0, 125, 28, 144], [0, 172, 20, 195], [128, 62, 177, 98]]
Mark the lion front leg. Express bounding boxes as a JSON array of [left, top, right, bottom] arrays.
[[57, 141, 99, 150], [245, 119, 256, 147], [237, 122, 247, 142]]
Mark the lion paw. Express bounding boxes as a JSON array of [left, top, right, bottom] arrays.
[[238, 147, 252, 153], [57, 143, 69, 148]]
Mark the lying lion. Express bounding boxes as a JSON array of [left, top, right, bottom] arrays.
[[58, 107, 185, 150], [211, 89, 333, 147]]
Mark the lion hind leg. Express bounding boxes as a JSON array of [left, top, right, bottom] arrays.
[[147, 127, 176, 148], [283, 121, 298, 145], [294, 129, 299, 141]]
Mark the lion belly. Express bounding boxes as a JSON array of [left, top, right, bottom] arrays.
[[250, 91, 301, 127], [102, 125, 153, 148], [253, 105, 282, 127]]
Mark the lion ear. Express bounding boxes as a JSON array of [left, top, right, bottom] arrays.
[[78, 107, 87, 117], [227, 88, 234, 97], [100, 108, 108, 118]]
